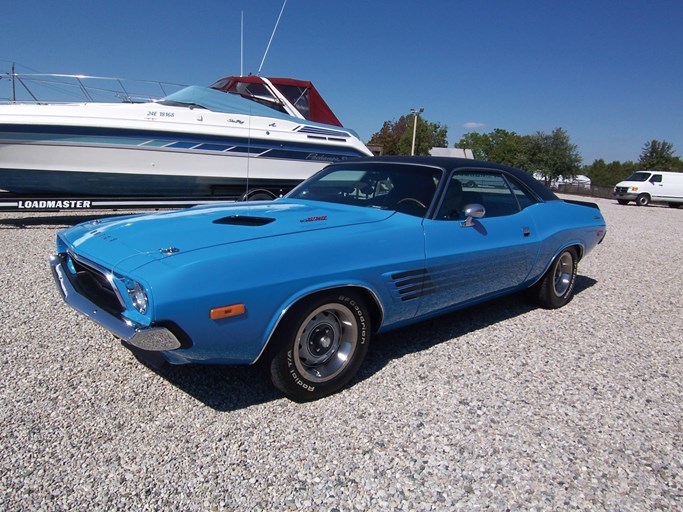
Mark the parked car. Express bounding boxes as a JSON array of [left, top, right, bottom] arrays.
[[613, 170, 683, 207], [50, 156, 607, 401]]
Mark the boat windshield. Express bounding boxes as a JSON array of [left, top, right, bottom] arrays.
[[288, 164, 443, 217], [158, 86, 297, 121], [223, 81, 288, 113], [626, 172, 651, 182]]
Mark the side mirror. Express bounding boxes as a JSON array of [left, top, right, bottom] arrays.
[[461, 203, 485, 227]]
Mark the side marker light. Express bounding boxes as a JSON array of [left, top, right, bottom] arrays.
[[210, 303, 246, 320]]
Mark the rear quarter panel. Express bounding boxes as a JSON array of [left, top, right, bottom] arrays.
[[525, 200, 606, 284]]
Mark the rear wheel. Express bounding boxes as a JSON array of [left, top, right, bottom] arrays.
[[669, 202, 681, 209], [636, 194, 650, 206], [269, 290, 371, 401], [532, 248, 578, 309]]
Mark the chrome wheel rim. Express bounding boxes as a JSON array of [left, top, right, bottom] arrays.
[[294, 303, 358, 383], [553, 252, 574, 297]]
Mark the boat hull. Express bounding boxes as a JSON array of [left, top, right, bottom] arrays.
[[0, 139, 335, 196], [0, 95, 371, 198]]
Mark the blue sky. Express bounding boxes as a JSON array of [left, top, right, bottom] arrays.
[[2, 0, 682, 164]]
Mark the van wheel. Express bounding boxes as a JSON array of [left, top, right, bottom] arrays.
[[617, 199, 629, 205], [669, 203, 681, 209], [636, 194, 650, 206]]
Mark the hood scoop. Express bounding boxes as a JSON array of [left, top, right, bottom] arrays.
[[213, 215, 276, 226]]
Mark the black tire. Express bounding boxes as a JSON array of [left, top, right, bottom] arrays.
[[617, 199, 629, 205], [269, 290, 371, 401], [636, 194, 650, 206], [532, 247, 578, 309], [668, 202, 681, 209]]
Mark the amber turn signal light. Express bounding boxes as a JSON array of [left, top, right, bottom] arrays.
[[210, 303, 246, 320]]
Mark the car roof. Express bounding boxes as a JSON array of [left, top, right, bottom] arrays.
[[347, 156, 560, 202]]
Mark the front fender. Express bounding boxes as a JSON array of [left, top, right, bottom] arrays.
[[253, 281, 386, 364]]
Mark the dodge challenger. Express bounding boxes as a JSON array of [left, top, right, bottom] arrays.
[[50, 156, 606, 401]]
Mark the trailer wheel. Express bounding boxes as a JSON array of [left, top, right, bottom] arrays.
[[241, 190, 276, 201]]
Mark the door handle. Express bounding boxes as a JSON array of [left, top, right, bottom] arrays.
[[522, 227, 531, 237]]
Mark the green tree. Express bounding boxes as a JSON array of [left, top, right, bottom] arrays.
[[368, 117, 410, 156], [527, 128, 582, 183], [638, 140, 683, 170], [456, 128, 530, 168], [369, 115, 448, 156], [583, 159, 637, 187], [456, 127, 580, 180]]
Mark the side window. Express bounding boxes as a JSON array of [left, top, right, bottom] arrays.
[[650, 174, 662, 183], [436, 171, 523, 220], [505, 177, 537, 210], [277, 85, 311, 120]]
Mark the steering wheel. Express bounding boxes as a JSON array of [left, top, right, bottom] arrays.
[[396, 198, 427, 209]]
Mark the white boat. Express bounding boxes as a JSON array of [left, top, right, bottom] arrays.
[[0, 74, 372, 199]]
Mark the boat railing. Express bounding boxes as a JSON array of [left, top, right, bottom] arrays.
[[0, 71, 187, 104]]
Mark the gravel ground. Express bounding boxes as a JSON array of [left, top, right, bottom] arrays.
[[0, 197, 681, 511]]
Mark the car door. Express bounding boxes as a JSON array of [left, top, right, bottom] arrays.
[[417, 170, 541, 317], [648, 173, 664, 200]]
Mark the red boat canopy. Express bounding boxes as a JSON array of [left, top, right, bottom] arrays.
[[209, 76, 343, 127]]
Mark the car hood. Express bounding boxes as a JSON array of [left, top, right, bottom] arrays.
[[60, 200, 394, 272]]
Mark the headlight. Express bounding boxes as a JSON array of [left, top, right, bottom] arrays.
[[631, 187, 639, 192], [125, 279, 148, 314]]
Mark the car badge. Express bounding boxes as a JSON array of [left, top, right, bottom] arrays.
[[300, 215, 328, 223]]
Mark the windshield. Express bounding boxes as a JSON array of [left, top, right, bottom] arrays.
[[287, 163, 443, 217], [626, 172, 651, 182]]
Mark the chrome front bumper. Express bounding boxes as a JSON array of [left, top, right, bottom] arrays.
[[49, 253, 181, 351]]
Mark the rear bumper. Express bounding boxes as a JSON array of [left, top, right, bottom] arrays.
[[49, 253, 181, 351]]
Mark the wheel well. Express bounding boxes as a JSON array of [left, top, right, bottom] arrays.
[[254, 285, 384, 364], [292, 286, 384, 335], [569, 243, 584, 262]]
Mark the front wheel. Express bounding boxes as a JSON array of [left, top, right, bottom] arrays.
[[636, 194, 650, 206], [531, 247, 578, 309], [269, 291, 372, 401]]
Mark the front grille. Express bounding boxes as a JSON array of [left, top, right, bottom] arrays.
[[67, 253, 125, 314], [615, 186, 629, 194]]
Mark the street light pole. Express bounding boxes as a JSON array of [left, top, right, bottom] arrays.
[[410, 107, 424, 156]]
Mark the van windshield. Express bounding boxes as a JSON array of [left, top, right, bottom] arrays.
[[626, 172, 651, 182]]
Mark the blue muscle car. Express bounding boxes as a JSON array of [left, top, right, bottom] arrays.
[[50, 157, 606, 401]]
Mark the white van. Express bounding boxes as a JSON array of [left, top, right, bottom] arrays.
[[614, 171, 683, 207]]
